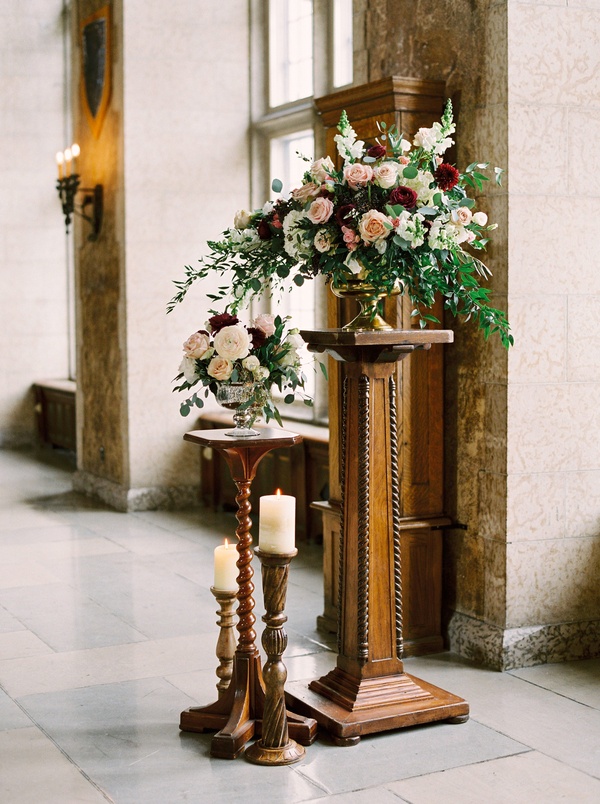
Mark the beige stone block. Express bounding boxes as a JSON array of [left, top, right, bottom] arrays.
[[566, 471, 600, 537], [507, 295, 567, 383], [568, 108, 600, 195], [567, 295, 600, 380], [507, 383, 572, 473], [507, 471, 566, 541], [508, 195, 600, 295], [478, 471, 508, 541], [506, 537, 600, 626], [509, 4, 600, 107], [484, 381, 508, 475], [508, 104, 568, 194]]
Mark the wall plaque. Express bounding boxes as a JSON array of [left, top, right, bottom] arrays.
[[80, 5, 112, 139]]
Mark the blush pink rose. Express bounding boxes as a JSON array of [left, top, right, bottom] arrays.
[[213, 324, 251, 360], [252, 312, 276, 337], [342, 225, 360, 252], [291, 182, 321, 203], [310, 156, 335, 183], [374, 162, 399, 189], [343, 162, 374, 189], [306, 196, 334, 225], [207, 356, 234, 381], [183, 331, 211, 359], [358, 209, 392, 243]]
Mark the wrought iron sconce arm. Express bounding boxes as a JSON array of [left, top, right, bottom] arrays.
[[56, 174, 103, 241]]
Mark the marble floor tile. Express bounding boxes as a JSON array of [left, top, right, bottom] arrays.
[[509, 657, 600, 709], [387, 750, 600, 804], [0, 634, 216, 698], [0, 449, 599, 803], [0, 629, 53, 660], [0, 727, 110, 803], [0, 583, 148, 652], [295, 719, 528, 795]]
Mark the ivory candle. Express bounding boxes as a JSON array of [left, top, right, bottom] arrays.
[[56, 151, 64, 179], [259, 489, 295, 553], [213, 539, 238, 591]]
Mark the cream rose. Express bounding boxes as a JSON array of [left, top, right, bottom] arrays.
[[307, 196, 334, 225], [343, 163, 374, 190], [233, 209, 252, 229], [374, 162, 399, 189], [252, 312, 276, 336], [314, 228, 334, 253], [213, 324, 251, 361], [242, 355, 260, 371], [182, 331, 211, 360], [291, 182, 321, 203], [358, 209, 392, 243], [207, 356, 234, 381], [310, 156, 335, 183], [472, 211, 488, 226], [452, 207, 473, 226]]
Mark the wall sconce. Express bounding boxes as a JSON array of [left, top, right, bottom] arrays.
[[55, 144, 103, 241]]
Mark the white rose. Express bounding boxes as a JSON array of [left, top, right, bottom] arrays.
[[179, 357, 199, 384], [472, 212, 488, 226], [242, 355, 260, 371], [374, 162, 399, 189], [213, 324, 251, 361], [310, 156, 335, 183], [234, 209, 252, 229], [252, 313, 276, 336], [254, 366, 270, 381]]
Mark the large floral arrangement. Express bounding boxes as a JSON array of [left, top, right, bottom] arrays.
[[174, 311, 310, 424], [169, 101, 512, 348]]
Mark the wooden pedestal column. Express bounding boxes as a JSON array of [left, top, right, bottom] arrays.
[[286, 331, 469, 745]]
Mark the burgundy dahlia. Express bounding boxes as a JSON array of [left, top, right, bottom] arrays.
[[257, 219, 272, 240], [367, 144, 387, 159], [389, 186, 418, 210], [434, 163, 460, 191], [208, 312, 239, 333], [335, 203, 356, 226], [247, 327, 266, 349]]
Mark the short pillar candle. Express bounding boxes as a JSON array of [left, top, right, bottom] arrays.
[[259, 490, 295, 553], [213, 540, 238, 592]]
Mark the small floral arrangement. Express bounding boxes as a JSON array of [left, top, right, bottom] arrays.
[[169, 100, 512, 347], [174, 311, 311, 424]]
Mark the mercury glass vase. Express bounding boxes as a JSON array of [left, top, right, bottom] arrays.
[[216, 383, 260, 438]]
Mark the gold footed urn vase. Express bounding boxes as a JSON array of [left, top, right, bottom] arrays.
[[329, 278, 402, 331]]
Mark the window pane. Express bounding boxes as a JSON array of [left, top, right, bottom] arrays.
[[333, 0, 353, 88], [269, 0, 313, 107]]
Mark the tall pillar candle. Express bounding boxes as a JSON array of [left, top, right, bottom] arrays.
[[259, 490, 295, 553], [213, 540, 238, 591]]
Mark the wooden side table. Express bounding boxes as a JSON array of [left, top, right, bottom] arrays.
[[286, 330, 469, 745], [179, 428, 317, 759]]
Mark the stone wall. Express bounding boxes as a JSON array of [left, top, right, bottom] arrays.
[[358, 0, 600, 668], [71, 0, 251, 509], [0, 1, 69, 446]]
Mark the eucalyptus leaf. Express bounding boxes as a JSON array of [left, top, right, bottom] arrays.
[[271, 178, 283, 193], [402, 165, 418, 179]]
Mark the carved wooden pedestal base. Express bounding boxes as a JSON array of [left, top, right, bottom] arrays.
[[289, 330, 469, 745]]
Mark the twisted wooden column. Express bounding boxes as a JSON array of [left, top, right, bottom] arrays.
[[178, 428, 317, 760]]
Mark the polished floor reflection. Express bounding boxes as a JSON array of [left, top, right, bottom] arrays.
[[1, 449, 599, 803]]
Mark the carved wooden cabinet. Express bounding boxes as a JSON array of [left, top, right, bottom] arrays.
[[314, 77, 449, 656]]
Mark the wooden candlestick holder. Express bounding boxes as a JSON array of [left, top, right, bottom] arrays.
[[210, 586, 237, 698], [246, 548, 305, 766], [179, 428, 318, 759]]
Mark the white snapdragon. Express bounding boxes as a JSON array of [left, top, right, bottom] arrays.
[[393, 211, 426, 248], [334, 124, 365, 163], [413, 121, 455, 155], [282, 210, 311, 259]]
